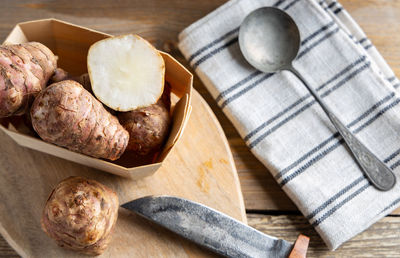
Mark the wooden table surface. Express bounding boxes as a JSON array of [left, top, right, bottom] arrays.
[[0, 0, 400, 257]]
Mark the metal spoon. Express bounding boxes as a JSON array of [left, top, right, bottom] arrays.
[[238, 7, 396, 191]]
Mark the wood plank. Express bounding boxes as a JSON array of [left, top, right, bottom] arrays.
[[247, 214, 400, 257], [0, 236, 18, 257], [2, 213, 400, 257]]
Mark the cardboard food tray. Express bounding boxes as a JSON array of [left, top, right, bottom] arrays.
[[0, 19, 193, 179]]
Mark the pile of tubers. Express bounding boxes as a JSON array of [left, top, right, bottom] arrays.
[[0, 35, 173, 255], [1, 35, 171, 161]]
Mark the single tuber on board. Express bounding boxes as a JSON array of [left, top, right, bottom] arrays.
[[31, 80, 129, 160], [0, 42, 57, 117], [41, 176, 119, 255]]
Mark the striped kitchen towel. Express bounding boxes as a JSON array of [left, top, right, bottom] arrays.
[[178, 0, 400, 250]]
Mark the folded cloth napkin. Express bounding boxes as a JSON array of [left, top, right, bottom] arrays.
[[178, 0, 400, 250]]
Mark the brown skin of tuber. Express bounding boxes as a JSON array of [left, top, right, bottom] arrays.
[[49, 70, 115, 116], [0, 42, 57, 117], [118, 84, 171, 155], [31, 80, 129, 160], [41, 177, 119, 256]]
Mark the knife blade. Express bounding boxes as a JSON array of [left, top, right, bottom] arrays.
[[122, 196, 308, 258]]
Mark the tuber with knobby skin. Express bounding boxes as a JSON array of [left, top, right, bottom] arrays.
[[0, 42, 57, 117], [118, 84, 171, 155], [31, 80, 129, 160], [41, 176, 119, 256]]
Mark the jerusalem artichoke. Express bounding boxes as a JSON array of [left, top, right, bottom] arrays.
[[31, 80, 129, 160], [118, 85, 171, 155], [88, 34, 165, 111], [41, 176, 119, 255], [0, 42, 57, 117]]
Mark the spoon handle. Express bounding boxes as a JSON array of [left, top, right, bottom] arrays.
[[289, 66, 396, 191]]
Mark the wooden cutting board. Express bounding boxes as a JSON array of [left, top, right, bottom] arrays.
[[0, 89, 246, 257]]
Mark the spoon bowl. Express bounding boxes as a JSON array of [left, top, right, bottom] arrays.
[[239, 7, 300, 73]]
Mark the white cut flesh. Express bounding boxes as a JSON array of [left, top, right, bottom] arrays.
[[88, 34, 165, 111]]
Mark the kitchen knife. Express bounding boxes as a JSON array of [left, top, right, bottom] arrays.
[[122, 196, 309, 258]]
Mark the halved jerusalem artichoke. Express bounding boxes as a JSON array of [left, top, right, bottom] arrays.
[[87, 34, 165, 111]]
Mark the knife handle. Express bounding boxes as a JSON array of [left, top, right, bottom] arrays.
[[288, 234, 309, 258]]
